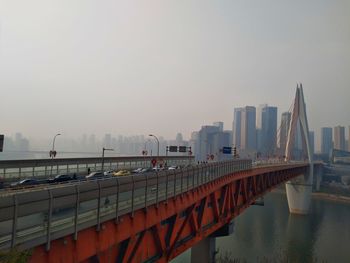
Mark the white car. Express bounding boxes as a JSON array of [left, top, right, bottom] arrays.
[[86, 172, 105, 179], [104, 170, 114, 176]]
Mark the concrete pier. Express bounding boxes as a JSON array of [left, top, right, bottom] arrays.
[[286, 167, 313, 215], [191, 221, 234, 263], [191, 237, 216, 263]]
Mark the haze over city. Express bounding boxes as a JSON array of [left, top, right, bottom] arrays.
[[1, 0, 349, 145], [1, 1, 350, 263]]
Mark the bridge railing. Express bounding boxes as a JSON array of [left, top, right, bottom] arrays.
[[0, 156, 194, 181], [0, 159, 252, 251]]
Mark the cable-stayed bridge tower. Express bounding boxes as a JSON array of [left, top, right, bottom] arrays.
[[285, 83, 314, 214]]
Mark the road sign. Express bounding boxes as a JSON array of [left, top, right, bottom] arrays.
[[179, 146, 187, 153], [142, 150, 148, 156], [169, 146, 178, 152], [222, 147, 232, 154], [0, 135, 4, 152], [151, 158, 157, 167]]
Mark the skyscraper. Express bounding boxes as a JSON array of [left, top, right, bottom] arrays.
[[103, 134, 112, 148], [256, 104, 267, 152], [260, 105, 277, 156], [309, 131, 315, 156], [196, 125, 221, 161], [241, 106, 256, 151], [321, 127, 332, 155], [212, 131, 231, 161], [213, 122, 224, 132], [349, 126, 350, 152], [334, 126, 345, 151], [233, 108, 243, 149], [280, 112, 291, 155]]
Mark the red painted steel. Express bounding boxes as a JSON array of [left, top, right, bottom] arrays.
[[29, 164, 307, 263]]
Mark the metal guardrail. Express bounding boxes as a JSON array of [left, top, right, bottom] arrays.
[[0, 159, 253, 251], [0, 156, 194, 181]]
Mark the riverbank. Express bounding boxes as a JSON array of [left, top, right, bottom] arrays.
[[271, 188, 350, 204], [312, 192, 350, 204]]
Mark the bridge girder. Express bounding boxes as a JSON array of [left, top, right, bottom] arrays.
[[29, 165, 307, 263]]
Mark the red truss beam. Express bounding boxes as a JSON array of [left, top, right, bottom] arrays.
[[29, 165, 307, 263]]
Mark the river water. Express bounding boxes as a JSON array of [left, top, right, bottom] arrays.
[[173, 192, 350, 263]]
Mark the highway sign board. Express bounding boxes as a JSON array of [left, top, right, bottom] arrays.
[[169, 146, 178, 152], [0, 135, 4, 152], [179, 146, 187, 152], [222, 147, 232, 154]]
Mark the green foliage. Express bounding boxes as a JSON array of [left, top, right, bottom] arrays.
[[0, 249, 32, 263]]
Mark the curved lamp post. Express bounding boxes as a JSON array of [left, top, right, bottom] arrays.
[[51, 133, 61, 158], [50, 133, 61, 176], [148, 134, 159, 158]]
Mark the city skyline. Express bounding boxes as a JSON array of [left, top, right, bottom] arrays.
[[3, 117, 350, 155], [1, 1, 349, 141]]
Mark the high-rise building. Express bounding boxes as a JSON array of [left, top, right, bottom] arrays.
[[212, 131, 231, 161], [241, 106, 256, 151], [334, 126, 345, 151], [321, 127, 332, 155], [260, 105, 277, 156], [213, 122, 224, 132], [279, 112, 291, 155], [348, 126, 350, 152], [233, 108, 243, 149], [233, 106, 257, 152], [196, 125, 221, 161], [103, 134, 112, 148], [256, 104, 267, 152], [309, 131, 315, 156]]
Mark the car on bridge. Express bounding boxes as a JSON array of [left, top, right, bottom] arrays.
[[10, 178, 39, 188], [132, 168, 143, 174], [49, 174, 76, 183], [139, 168, 153, 173], [85, 172, 106, 179], [113, 170, 131, 176], [104, 170, 114, 176], [167, 165, 180, 170]]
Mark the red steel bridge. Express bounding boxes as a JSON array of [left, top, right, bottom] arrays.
[[0, 85, 322, 262], [0, 159, 322, 263]]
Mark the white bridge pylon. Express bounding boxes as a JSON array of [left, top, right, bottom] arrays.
[[285, 84, 314, 214]]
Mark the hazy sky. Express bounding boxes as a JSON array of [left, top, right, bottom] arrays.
[[1, 0, 349, 143]]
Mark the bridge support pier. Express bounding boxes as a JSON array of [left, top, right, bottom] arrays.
[[191, 221, 234, 263], [191, 237, 216, 263], [286, 174, 312, 215], [314, 165, 323, 191]]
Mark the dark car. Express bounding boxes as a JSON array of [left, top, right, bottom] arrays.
[[10, 179, 39, 188], [50, 174, 74, 183]]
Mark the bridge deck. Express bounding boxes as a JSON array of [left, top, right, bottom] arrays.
[[0, 160, 310, 262]]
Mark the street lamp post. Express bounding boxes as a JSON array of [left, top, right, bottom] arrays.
[[50, 133, 61, 176], [51, 133, 61, 159], [148, 134, 159, 158], [101, 147, 114, 172]]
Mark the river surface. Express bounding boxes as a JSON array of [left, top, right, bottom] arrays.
[[172, 192, 350, 263]]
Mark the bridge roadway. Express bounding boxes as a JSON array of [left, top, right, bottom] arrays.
[[0, 159, 310, 262], [0, 156, 193, 182]]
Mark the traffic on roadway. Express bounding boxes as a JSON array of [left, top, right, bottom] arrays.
[[1, 164, 187, 191]]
